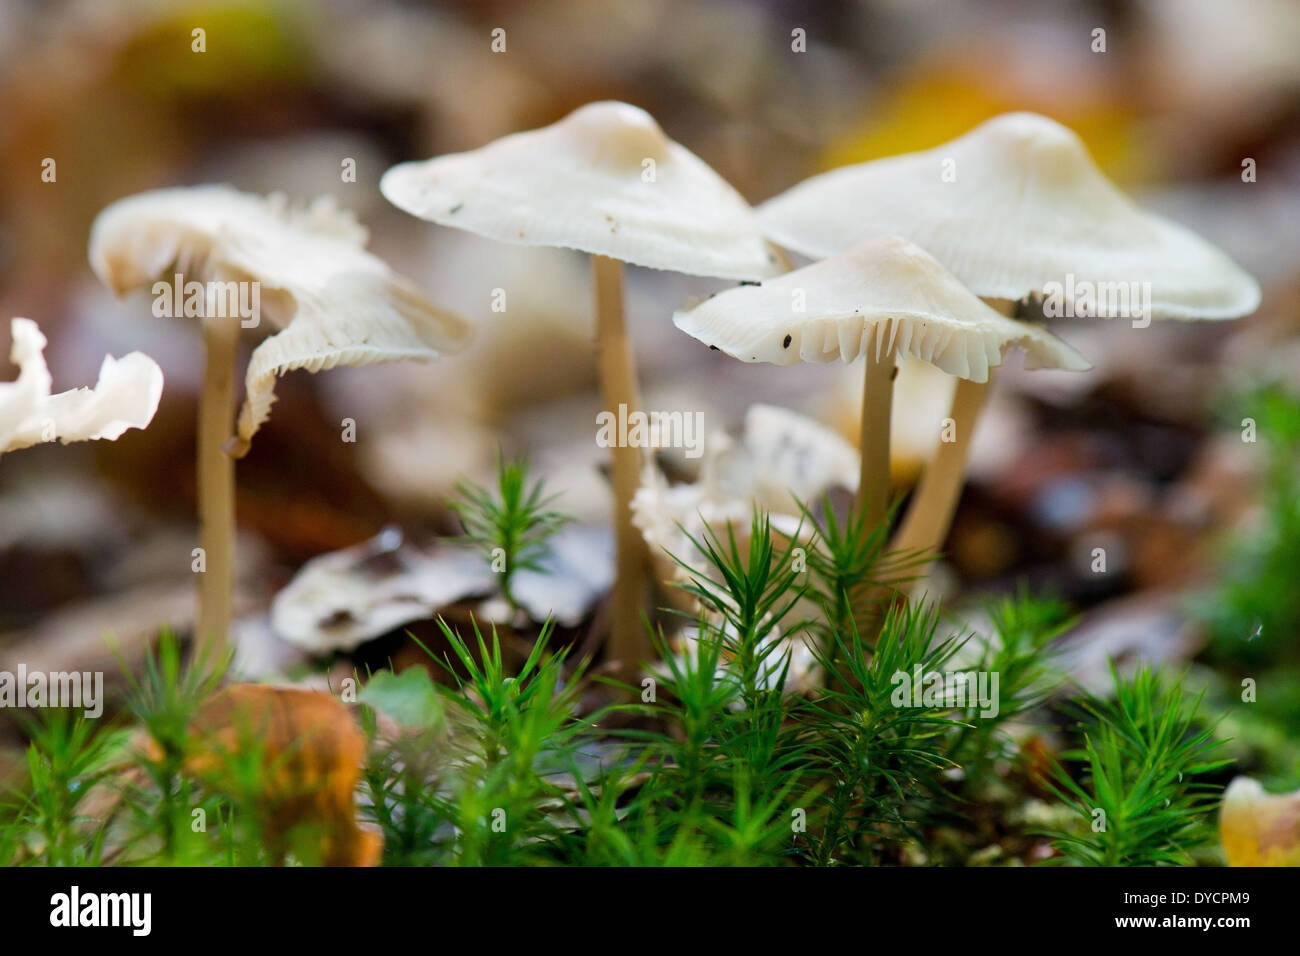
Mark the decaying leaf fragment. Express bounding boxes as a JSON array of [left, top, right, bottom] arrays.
[[271, 525, 613, 653], [0, 317, 162, 456], [1220, 776, 1300, 866], [632, 403, 858, 594], [171, 684, 382, 867]]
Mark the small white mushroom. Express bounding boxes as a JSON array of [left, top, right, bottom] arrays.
[[634, 404, 858, 677], [757, 111, 1261, 560], [381, 101, 782, 671], [89, 185, 472, 654], [632, 403, 859, 607], [1, 317, 162, 456], [758, 111, 1261, 318], [673, 236, 1089, 530], [664, 621, 822, 701], [380, 101, 780, 279], [89, 186, 472, 452], [737, 403, 861, 509]]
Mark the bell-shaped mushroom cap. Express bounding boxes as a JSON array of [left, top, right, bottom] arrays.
[[380, 101, 782, 280], [89, 185, 472, 454], [758, 112, 1261, 319], [673, 236, 1091, 382], [0, 317, 163, 455]]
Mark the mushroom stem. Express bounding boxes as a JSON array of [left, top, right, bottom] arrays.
[[592, 254, 649, 675], [770, 244, 795, 273], [888, 299, 1014, 562], [857, 325, 895, 534], [196, 315, 239, 659], [888, 376, 991, 560]]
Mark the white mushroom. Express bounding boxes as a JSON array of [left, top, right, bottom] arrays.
[[1, 317, 162, 456], [381, 101, 782, 671], [89, 185, 472, 654], [89, 186, 472, 451], [674, 236, 1089, 530], [757, 111, 1261, 561], [632, 403, 859, 608], [380, 101, 779, 278], [664, 621, 822, 701], [759, 112, 1260, 318], [738, 403, 860, 509]]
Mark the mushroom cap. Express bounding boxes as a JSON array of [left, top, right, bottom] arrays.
[[380, 101, 782, 280], [673, 236, 1091, 382], [631, 402, 854, 641], [738, 403, 860, 504], [668, 621, 821, 698], [89, 185, 472, 453], [758, 112, 1260, 319], [1, 317, 163, 455]]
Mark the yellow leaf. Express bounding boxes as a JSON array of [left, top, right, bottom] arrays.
[[1220, 776, 1300, 866]]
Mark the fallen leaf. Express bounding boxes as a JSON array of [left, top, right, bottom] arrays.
[[1221, 776, 1300, 866]]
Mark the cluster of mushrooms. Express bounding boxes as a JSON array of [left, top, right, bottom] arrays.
[[5, 102, 1260, 677]]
